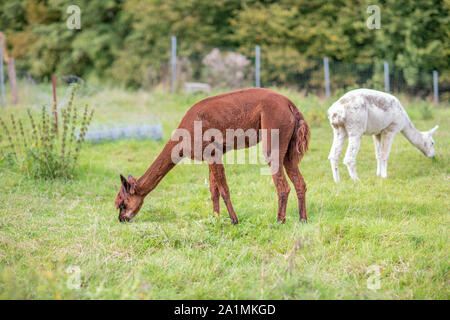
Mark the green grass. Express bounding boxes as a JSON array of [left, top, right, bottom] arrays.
[[0, 88, 449, 299]]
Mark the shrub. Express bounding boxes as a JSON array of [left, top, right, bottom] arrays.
[[202, 48, 251, 89], [0, 85, 94, 179]]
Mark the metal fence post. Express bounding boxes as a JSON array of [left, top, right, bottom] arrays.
[[171, 36, 177, 93], [8, 58, 18, 105], [384, 61, 390, 92], [0, 38, 5, 107], [323, 57, 330, 98], [52, 74, 58, 133], [433, 70, 439, 105], [255, 45, 261, 88]]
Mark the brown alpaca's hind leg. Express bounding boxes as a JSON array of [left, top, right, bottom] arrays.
[[209, 163, 238, 224], [284, 156, 307, 222], [261, 120, 291, 223], [271, 168, 291, 223], [208, 165, 220, 215]]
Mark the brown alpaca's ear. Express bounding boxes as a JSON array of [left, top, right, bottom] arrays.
[[120, 174, 130, 193]]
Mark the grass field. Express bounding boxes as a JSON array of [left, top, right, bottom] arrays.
[[0, 88, 448, 299]]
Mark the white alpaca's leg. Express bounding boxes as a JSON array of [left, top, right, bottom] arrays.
[[343, 134, 362, 181], [380, 132, 395, 178], [328, 127, 347, 183], [373, 134, 382, 176]]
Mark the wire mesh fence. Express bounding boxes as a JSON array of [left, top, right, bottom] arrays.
[[0, 41, 448, 106], [1, 70, 99, 108], [0, 71, 164, 142], [164, 38, 448, 102]]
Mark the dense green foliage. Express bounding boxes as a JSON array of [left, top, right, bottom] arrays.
[[0, 0, 448, 89], [0, 88, 448, 299]]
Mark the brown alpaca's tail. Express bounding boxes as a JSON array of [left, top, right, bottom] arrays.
[[287, 103, 310, 161]]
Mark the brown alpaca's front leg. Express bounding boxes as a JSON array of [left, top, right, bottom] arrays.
[[208, 165, 220, 215], [209, 164, 238, 224]]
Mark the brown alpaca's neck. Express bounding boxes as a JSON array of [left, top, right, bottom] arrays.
[[136, 141, 177, 197]]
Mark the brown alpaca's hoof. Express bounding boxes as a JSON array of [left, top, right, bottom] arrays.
[[231, 219, 238, 225], [300, 218, 308, 223], [277, 217, 286, 223]]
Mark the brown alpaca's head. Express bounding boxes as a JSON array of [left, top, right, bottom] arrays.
[[115, 174, 144, 222]]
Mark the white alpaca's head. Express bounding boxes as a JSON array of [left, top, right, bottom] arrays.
[[420, 125, 439, 158]]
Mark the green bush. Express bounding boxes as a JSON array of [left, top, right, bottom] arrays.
[[0, 86, 94, 179]]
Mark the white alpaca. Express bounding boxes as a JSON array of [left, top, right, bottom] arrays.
[[328, 89, 438, 182]]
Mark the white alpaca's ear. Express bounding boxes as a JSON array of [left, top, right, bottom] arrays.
[[429, 125, 439, 135]]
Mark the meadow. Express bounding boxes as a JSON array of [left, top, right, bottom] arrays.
[[0, 87, 448, 299]]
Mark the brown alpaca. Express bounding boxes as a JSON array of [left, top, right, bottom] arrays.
[[115, 88, 310, 224]]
